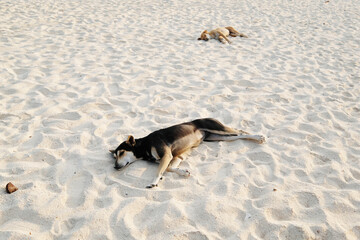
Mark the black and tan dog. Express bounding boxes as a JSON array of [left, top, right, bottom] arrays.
[[110, 118, 264, 188], [198, 26, 248, 44]]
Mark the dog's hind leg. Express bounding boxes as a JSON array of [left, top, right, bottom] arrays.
[[238, 33, 248, 38], [218, 32, 232, 44], [166, 157, 190, 177], [147, 150, 173, 188], [225, 26, 248, 38], [205, 133, 265, 144]]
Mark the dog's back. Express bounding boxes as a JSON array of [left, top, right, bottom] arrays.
[[147, 118, 238, 142]]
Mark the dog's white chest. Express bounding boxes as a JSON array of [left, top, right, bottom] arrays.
[[211, 28, 230, 39], [151, 147, 161, 163]]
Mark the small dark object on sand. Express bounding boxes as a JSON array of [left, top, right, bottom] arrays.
[[6, 182, 18, 194]]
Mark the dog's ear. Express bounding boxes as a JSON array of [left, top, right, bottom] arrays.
[[109, 149, 116, 154], [126, 135, 136, 146]]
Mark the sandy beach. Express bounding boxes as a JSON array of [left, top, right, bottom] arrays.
[[1, 0, 360, 239]]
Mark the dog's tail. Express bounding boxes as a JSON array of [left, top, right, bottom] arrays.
[[192, 118, 265, 143]]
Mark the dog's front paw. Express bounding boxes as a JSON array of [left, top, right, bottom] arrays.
[[146, 183, 158, 189], [177, 169, 190, 177], [257, 135, 266, 144]]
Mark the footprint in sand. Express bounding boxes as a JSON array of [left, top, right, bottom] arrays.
[[20, 132, 43, 150], [52, 217, 86, 238], [65, 172, 92, 208], [94, 197, 113, 209], [295, 191, 319, 208], [50, 111, 81, 120], [183, 231, 208, 240], [266, 207, 294, 221], [279, 224, 308, 240]]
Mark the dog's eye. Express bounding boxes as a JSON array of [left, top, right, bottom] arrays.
[[114, 150, 126, 159]]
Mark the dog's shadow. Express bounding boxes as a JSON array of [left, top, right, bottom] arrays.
[[114, 161, 150, 183], [111, 160, 187, 190], [111, 161, 162, 189]]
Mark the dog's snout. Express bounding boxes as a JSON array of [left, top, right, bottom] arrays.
[[114, 161, 130, 170], [114, 161, 124, 170]]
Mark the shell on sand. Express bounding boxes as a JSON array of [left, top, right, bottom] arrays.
[[6, 182, 18, 194]]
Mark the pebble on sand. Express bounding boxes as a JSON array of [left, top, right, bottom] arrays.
[[6, 182, 18, 194]]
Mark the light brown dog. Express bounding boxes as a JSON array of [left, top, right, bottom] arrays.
[[198, 26, 248, 44]]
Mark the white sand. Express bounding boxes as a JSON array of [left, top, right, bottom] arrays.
[[1, 0, 360, 239]]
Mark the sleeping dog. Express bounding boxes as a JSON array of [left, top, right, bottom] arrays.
[[197, 26, 248, 44], [110, 118, 264, 188]]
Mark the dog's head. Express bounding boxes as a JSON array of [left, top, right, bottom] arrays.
[[110, 135, 138, 170], [198, 30, 209, 41]]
